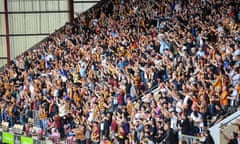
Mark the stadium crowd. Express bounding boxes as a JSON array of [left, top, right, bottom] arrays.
[[0, 0, 240, 144]]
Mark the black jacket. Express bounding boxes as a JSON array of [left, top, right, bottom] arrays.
[[228, 138, 238, 144], [203, 135, 215, 144], [164, 128, 178, 144], [180, 118, 191, 135]]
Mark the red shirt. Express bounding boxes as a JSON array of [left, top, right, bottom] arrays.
[[113, 80, 119, 88], [117, 93, 124, 105], [110, 120, 118, 132], [54, 116, 61, 129]]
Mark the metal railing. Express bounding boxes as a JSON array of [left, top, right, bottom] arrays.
[[66, 138, 77, 144], [32, 110, 40, 127], [180, 134, 202, 144], [209, 111, 240, 144]]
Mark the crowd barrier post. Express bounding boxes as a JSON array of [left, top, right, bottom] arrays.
[[32, 110, 40, 127]]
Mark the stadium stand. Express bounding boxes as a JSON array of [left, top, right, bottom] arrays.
[[0, 0, 240, 144]]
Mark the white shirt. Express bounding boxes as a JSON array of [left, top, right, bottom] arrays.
[[58, 103, 66, 117], [190, 112, 202, 122], [171, 115, 178, 131], [54, 89, 59, 97], [29, 84, 34, 98], [176, 99, 183, 113], [230, 89, 239, 106], [88, 110, 94, 122], [183, 95, 190, 106], [130, 82, 137, 98], [232, 74, 240, 86]]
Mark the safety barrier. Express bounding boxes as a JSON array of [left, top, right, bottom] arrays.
[[0, 130, 46, 144], [209, 111, 240, 144], [32, 110, 40, 127], [180, 134, 202, 144], [66, 137, 77, 144]]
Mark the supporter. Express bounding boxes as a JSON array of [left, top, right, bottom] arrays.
[[72, 124, 86, 144], [220, 130, 238, 144], [90, 121, 100, 144], [8, 101, 16, 127], [0, 0, 239, 143], [202, 130, 215, 144], [162, 122, 178, 144], [49, 128, 61, 143], [38, 105, 48, 135], [228, 83, 239, 112], [179, 113, 191, 135]]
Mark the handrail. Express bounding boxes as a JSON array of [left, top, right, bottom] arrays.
[[181, 134, 203, 144], [181, 134, 201, 140], [209, 111, 240, 144], [219, 112, 240, 128]]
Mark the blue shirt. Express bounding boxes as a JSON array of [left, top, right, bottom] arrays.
[[80, 68, 87, 77]]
